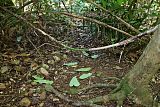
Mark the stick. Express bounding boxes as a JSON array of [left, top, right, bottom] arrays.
[[89, 25, 158, 51]]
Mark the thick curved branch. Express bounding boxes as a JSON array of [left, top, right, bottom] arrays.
[[89, 25, 158, 51]]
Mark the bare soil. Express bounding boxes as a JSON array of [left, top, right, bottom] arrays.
[[0, 25, 159, 107]]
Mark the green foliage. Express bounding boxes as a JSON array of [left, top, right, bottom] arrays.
[[79, 73, 92, 79], [91, 54, 99, 59], [63, 62, 78, 66], [0, 0, 14, 6], [69, 76, 80, 87], [82, 51, 90, 57], [75, 67, 92, 72], [82, 51, 99, 59], [32, 75, 53, 85]]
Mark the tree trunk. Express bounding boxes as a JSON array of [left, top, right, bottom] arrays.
[[88, 25, 160, 107], [123, 25, 160, 106]]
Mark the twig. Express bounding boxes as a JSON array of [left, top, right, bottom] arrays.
[[18, 0, 34, 10], [61, 0, 69, 13], [60, 12, 134, 37], [86, 0, 140, 33], [118, 45, 125, 63], [89, 25, 158, 51], [36, 43, 60, 49], [25, 35, 42, 57]]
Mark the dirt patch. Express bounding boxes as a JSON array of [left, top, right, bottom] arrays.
[[0, 25, 159, 107]]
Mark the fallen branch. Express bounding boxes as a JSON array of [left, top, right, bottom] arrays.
[[86, 0, 140, 33], [89, 25, 158, 51]]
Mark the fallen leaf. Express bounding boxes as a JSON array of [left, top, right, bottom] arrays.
[[39, 67, 49, 77], [75, 67, 92, 72], [47, 60, 55, 64], [91, 55, 99, 59], [79, 73, 92, 79], [53, 56, 61, 62], [39, 102, 44, 107], [0, 66, 9, 73], [39, 91, 46, 100], [19, 97, 31, 107], [0, 83, 6, 90], [11, 59, 20, 65], [63, 62, 78, 66], [115, 66, 123, 70], [42, 63, 49, 70], [82, 51, 89, 56], [31, 63, 39, 70], [33, 76, 53, 85]]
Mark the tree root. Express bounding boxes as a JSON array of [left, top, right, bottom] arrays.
[[45, 85, 105, 107], [86, 79, 130, 106], [87, 90, 127, 107], [77, 83, 117, 94]]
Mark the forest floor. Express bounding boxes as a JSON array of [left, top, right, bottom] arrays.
[[0, 23, 159, 107]]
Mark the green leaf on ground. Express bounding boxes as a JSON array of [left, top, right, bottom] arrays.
[[32, 75, 53, 85], [75, 67, 92, 72], [34, 79, 53, 85], [91, 55, 99, 59], [63, 62, 78, 66], [69, 76, 80, 87], [82, 51, 89, 56], [79, 73, 92, 79]]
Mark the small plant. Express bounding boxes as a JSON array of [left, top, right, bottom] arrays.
[[79, 73, 92, 79], [32, 75, 53, 85], [82, 51, 99, 59], [63, 62, 78, 66], [69, 76, 80, 87], [75, 67, 92, 72], [64, 61, 93, 87]]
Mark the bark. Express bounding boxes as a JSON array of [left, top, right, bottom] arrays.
[[123, 25, 160, 106]]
